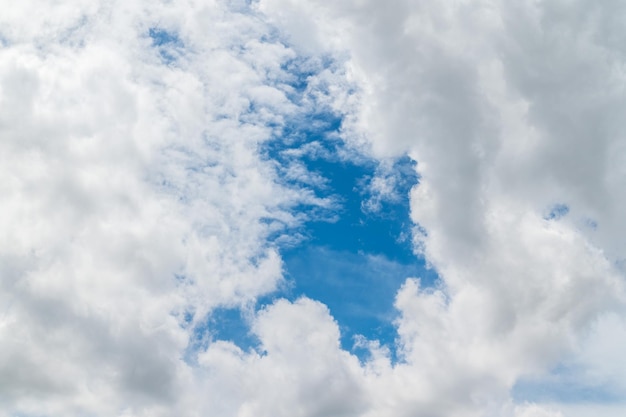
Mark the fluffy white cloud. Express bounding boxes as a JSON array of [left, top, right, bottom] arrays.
[[197, 298, 367, 417], [3, 0, 626, 416], [0, 1, 330, 415], [260, 0, 626, 415]]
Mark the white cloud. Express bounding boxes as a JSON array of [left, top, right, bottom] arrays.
[[260, 0, 626, 415], [514, 404, 564, 417], [197, 298, 367, 417], [4, 0, 626, 416], [0, 1, 336, 415]]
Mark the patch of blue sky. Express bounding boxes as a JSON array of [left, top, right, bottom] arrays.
[[545, 203, 570, 220], [203, 119, 433, 361], [263, 109, 417, 257], [148, 27, 183, 64], [205, 58, 437, 363], [258, 112, 435, 361], [205, 307, 259, 352], [149, 27, 180, 46], [277, 155, 436, 360], [282, 248, 430, 362], [181, 306, 259, 364], [513, 366, 621, 404], [289, 156, 417, 263]]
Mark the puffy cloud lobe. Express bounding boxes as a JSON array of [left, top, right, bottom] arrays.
[[199, 298, 367, 417]]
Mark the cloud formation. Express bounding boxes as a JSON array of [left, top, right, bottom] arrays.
[[2, 0, 626, 416], [260, 0, 626, 415]]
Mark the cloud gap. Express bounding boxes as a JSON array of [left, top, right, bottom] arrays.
[[545, 203, 570, 220], [148, 27, 183, 64]]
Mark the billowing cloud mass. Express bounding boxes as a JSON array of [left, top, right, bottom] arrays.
[[1, 1, 626, 416]]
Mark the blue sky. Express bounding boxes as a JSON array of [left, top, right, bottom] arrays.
[[211, 112, 438, 360], [201, 60, 438, 358], [149, 27, 184, 64]]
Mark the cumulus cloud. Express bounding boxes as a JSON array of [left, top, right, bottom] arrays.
[[3, 0, 626, 416], [0, 1, 330, 415], [260, 0, 626, 415]]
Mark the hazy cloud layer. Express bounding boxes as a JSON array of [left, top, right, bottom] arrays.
[[2, 1, 626, 416]]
